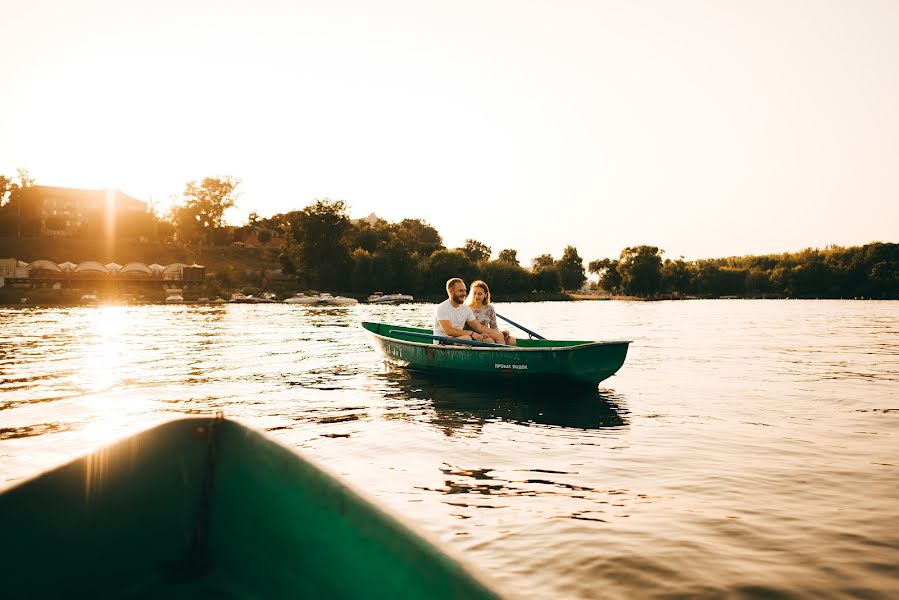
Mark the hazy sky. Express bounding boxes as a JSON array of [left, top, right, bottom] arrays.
[[2, 0, 897, 262]]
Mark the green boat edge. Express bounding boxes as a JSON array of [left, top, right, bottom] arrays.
[[363, 321, 632, 388], [0, 417, 504, 599]]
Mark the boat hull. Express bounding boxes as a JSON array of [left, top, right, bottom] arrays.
[[0, 418, 499, 599], [363, 322, 630, 388]]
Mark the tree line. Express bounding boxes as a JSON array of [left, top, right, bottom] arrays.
[[159, 179, 587, 295], [590, 244, 898, 299], [265, 199, 587, 295], [3, 170, 895, 298]]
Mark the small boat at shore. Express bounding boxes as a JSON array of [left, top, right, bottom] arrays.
[[229, 292, 277, 304], [165, 288, 184, 303], [285, 292, 358, 306], [319, 292, 358, 306], [367, 291, 415, 304], [284, 292, 321, 305], [363, 321, 631, 388], [0, 417, 500, 599]]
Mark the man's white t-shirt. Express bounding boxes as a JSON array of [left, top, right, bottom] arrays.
[[433, 299, 475, 337]]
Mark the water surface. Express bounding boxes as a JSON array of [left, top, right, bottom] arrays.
[[2, 300, 897, 598]]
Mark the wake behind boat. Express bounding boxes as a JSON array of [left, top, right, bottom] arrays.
[[362, 321, 631, 388]]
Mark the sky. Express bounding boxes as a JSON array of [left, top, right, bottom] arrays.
[[2, 0, 897, 263]]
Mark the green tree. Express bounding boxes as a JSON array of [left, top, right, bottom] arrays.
[[532, 254, 555, 271], [351, 248, 374, 293], [588, 258, 622, 293], [382, 237, 423, 292], [497, 249, 519, 265], [394, 218, 444, 256], [179, 176, 240, 244], [426, 250, 477, 292], [618, 246, 663, 296], [283, 199, 354, 290], [462, 239, 492, 263], [170, 204, 206, 245], [532, 266, 562, 292], [351, 219, 391, 253], [370, 250, 396, 291], [661, 258, 691, 293], [480, 259, 532, 294], [556, 245, 586, 290]]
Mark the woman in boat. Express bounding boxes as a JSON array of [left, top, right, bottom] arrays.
[[464, 280, 517, 346]]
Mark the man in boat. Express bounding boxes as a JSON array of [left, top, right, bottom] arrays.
[[434, 278, 495, 344]]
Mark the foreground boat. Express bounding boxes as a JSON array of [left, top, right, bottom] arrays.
[[363, 321, 631, 388], [0, 417, 500, 599]]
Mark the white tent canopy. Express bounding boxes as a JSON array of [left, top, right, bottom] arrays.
[[28, 260, 62, 272], [74, 261, 108, 273], [121, 262, 152, 275]]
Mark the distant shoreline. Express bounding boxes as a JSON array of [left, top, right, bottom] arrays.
[[1, 293, 893, 308]]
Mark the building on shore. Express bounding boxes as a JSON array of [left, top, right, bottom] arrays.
[[0, 185, 148, 238]]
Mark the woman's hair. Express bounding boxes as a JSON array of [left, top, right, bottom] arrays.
[[465, 280, 491, 306]]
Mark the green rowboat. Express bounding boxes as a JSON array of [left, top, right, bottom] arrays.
[[0, 417, 501, 599], [363, 321, 631, 388]]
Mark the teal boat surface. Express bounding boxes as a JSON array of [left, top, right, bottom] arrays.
[[363, 321, 631, 388], [0, 417, 501, 599]]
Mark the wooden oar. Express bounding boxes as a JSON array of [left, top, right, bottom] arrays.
[[389, 330, 512, 348], [495, 313, 545, 340]]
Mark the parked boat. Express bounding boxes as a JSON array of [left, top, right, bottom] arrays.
[[0, 417, 500, 599], [367, 291, 415, 304], [165, 288, 184, 303], [319, 292, 358, 306], [229, 293, 277, 304], [285, 292, 358, 306], [284, 292, 321, 305], [363, 321, 631, 388]]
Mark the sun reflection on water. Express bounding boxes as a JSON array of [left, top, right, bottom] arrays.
[[81, 305, 129, 392], [75, 306, 155, 448]]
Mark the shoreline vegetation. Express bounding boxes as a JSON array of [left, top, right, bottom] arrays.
[[1, 175, 897, 305]]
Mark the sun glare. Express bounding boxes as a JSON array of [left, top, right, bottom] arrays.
[[75, 306, 153, 450], [79, 305, 129, 394], [105, 187, 116, 256]]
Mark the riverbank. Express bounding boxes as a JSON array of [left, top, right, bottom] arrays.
[[2, 278, 891, 307], [0, 288, 574, 307]]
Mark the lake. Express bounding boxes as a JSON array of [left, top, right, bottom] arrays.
[[1, 300, 897, 598]]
